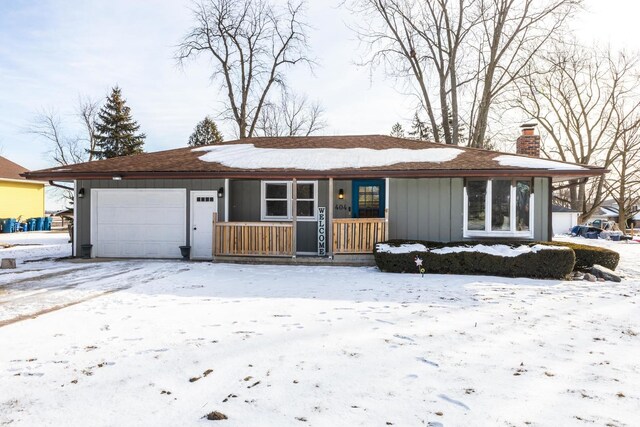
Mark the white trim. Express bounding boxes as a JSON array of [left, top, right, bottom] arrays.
[[224, 178, 229, 222], [385, 177, 390, 211], [260, 180, 318, 222], [463, 179, 535, 239], [261, 180, 291, 221], [190, 190, 218, 260], [73, 180, 77, 257]]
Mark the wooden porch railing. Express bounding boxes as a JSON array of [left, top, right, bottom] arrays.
[[213, 221, 294, 257], [332, 218, 387, 254]]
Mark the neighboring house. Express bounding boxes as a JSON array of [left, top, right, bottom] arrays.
[[25, 127, 605, 261], [0, 155, 45, 220], [551, 204, 580, 235], [590, 203, 640, 228]]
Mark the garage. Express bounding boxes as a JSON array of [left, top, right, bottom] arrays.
[[91, 189, 186, 258]]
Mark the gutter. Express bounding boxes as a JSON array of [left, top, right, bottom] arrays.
[[48, 180, 74, 191], [24, 167, 608, 181]]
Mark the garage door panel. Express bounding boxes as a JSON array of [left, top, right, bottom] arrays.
[[92, 189, 186, 258]]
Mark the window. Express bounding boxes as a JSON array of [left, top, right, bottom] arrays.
[[296, 182, 315, 217], [464, 179, 533, 237], [261, 181, 318, 221], [264, 182, 289, 217], [357, 185, 381, 218]]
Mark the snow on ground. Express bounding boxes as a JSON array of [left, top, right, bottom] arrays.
[[0, 237, 639, 426], [0, 231, 71, 263]]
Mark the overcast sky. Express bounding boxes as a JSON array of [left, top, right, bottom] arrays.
[[0, 0, 638, 179]]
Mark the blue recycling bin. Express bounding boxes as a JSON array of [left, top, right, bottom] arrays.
[[35, 217, 44, 231], [2, 218, 15, 233], [44, 217, 52, 231], [27, 218, 36, 231]]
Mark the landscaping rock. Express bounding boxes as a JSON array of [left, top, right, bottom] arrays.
[[591, 264, 622, 283], [583, 273, 597, 282], [1, 258, 16, 269], [205, 411, 228, 421]]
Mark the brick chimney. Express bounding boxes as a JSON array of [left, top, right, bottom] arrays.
[[516, 122, 540, 157]]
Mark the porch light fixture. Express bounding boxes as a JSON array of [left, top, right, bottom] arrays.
[[338, 189, 344, 199], [218, 186, 224, 198], [78, 188, 85, 198], [112, 175, 122, 181]]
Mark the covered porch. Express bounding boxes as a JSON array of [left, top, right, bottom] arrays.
[[211, 177, 389, 260]]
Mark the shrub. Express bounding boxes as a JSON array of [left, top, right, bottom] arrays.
[[546, 241, 619, 271], [374, 240, 576, 279]]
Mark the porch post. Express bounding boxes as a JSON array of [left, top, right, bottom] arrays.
[[328, 177, 334, 258], [292, 178, 297, 258], [384, 177, 390, 241], [224, 178, 229, 222]]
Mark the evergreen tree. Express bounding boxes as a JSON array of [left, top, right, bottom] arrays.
[[408, 112, 430, 141], [188, 116, 224, 146], [91, 86, 145, 159], [390, 122, 405, 138]]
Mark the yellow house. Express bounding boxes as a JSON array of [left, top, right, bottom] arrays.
[[0, 156, 45, 220]]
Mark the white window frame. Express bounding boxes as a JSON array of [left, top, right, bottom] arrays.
[[463, 178, 534, 238], [260, 180, 318, 221]]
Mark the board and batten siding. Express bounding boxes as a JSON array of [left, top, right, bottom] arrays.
[[388, 177, 551, 242], [533, 177, 551, 241], [389, 178, 464, 242], [76, 178, 225, 249]]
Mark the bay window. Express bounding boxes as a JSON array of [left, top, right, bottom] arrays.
[[464, 179, 533, 237], [261, 180, 318, 221]]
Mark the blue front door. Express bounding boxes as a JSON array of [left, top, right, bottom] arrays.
[[352, 180, 385, 218]]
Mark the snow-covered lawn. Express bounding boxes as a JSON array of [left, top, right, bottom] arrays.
[[0, 237, 639, 426], [0, 231, 71, 263]]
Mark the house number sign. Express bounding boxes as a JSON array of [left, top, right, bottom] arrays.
[[317, 207, 326, 256]]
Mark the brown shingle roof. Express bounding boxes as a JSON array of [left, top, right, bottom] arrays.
[[23, 135, 605, 180], [0, 156, 31, 181]]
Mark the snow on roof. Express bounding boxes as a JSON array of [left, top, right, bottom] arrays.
[[493, 155, 586, 171], [194, 143, 465, 170]]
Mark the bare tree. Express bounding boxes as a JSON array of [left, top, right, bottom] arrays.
[[78, 96, 100, 161], [177, 0, 312, 139], [606, 111, 640, 231], [27, 108, 84, 167], [27, 96, 101, 167], [514, 42, 640, 221], [349, 0, 580, 147], [256, 89, 325, 137]]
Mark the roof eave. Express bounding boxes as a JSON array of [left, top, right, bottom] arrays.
[[23, 167, 607, 181]]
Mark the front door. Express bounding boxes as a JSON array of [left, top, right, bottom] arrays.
[[190, 191, 218, 259], [352, 180, 385, 218]]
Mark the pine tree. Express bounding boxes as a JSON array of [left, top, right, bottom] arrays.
[[390, 122, 405, 138], [188, 116, 224, 147], [408, 112, 430, 141], [91, 86, 145, 159]]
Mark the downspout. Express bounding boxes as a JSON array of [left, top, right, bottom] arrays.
[[48, 180, 74, 191], [48, 180, 75, 256]]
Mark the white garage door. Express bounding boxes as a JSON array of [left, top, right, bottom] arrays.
[[91, 189, 186, 258]]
